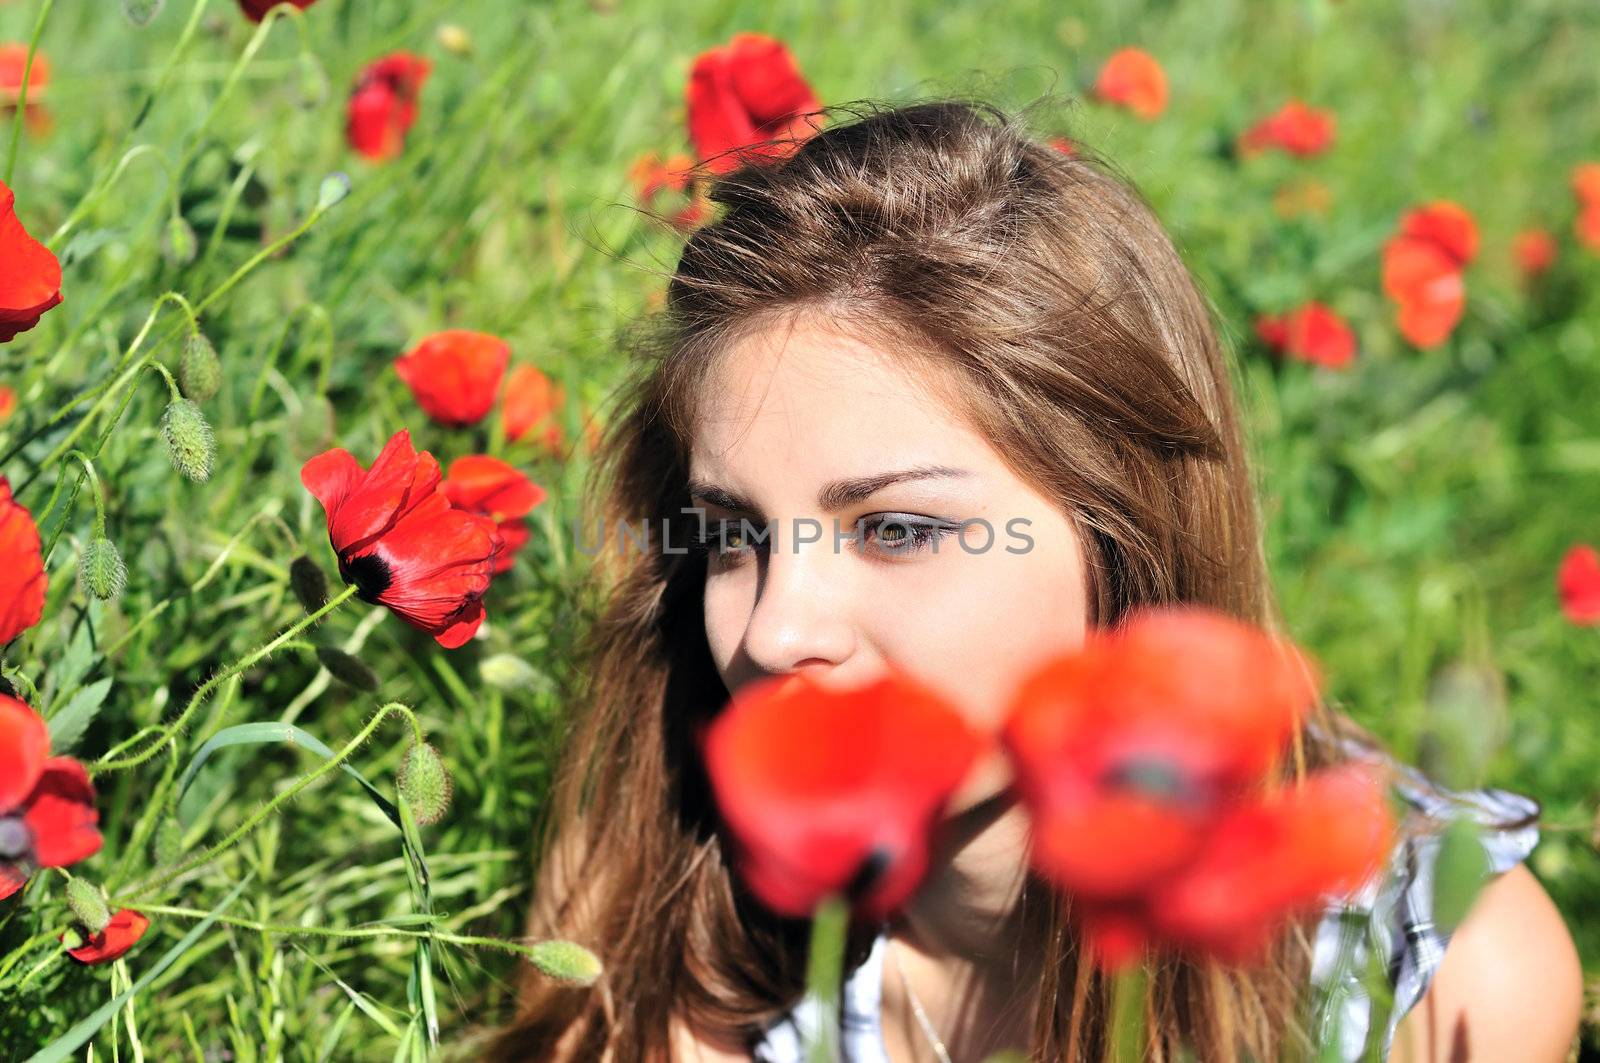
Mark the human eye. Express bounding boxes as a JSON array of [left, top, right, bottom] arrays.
[[685, 518, 766, 565], [854, 514, 958, 559]]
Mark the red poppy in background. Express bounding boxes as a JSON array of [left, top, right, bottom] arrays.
[[702, 669, 987, 920], [0, 385, 14, 421], [441, 455, 547, 575], [63, 908, 151, 964], [502, 363, 565, 451], [236, 0, 318, 21], [1557, 544, 1600, 625], [1, 180, 63, 343], [1237, 100, 1336, 158], [1255, 302, 1356, 368], [1381, 201, 1478, 349], [628, 151, 709, 231], [1001, 606, 1389, 968], [346, 52, 432, 163], [1273, 178, 1333, 219], [1, 695, 103, 901], [301, 430, 499, 648], [1047, 136, 1077, 157], [394, 330, 510, 427], [1092, 48, 1168, 120], [0, 476, 46, 645], [686, 32, 822, 176], [1513, 228, 1557, 280], [0, 42, 47, 102], [1573, 163, 1600, 252]]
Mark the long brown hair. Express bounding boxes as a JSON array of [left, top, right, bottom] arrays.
[[479, 97, 1380, 1062]]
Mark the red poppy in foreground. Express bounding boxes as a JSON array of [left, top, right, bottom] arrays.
[[1001, 606, 1391, 968], [1381, 201, 1478, 349], [63, 908, 151, 964], [1, 179, 63, 343], [236, 0, 318, 20], [702, 669, 987, 920], [347, 52, 432, 163], [301, 430, 499, 648], [1557, 544, 1600, 625], [686, 33, 822, 176], [502, 363, 566, 451], [1255, 302, 1356, 369], [1237, 100, 1336, 159], [1513, 228, 1558, 280], [394, 330, 510, 427], [1092, 47, 1167, 120], [0, 475, 46, 645], [442, 455, 547, 574], [1, 696, 103, 900]]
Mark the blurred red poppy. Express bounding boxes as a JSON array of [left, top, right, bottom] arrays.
[[1255, 302, 1356, 368], [301, 429, 499, 648], [1399, 201, 1479, 265], [1047, 136, 1077, 157], [701, 669, 987, 920], [394, 330, 510, 427], [0, 475, 46, 645], [0, 42, 46, 102], [1578, 207, 1600, 252], [1273, 178, 1333, 219], [1001, 606, 1388, 968], [347, 52, 431, 163], [1557, 544, 1600, 625], [629, 151, 709, 231], [502, 363, 565, 450], [1381, 202, 1478, 349], [1574, 166, 1600, 252], [63, 908, 150, 964], [686, 33, 822, 176], [1092, 48, 1167, 120], [442, 455, 547, 575], [0, 384, 14, 421], [1, 695, 103, 901], [1237, 100, 1336, 159], [1513, 228, 1557, 279], [1, 179, 63, 343], [236, 0, 318, 21]]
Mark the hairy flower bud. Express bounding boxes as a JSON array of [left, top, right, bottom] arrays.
[[289, 555, 328, 612], [527, 940, 603, 987], [153, 819, 184, 867], [160, 399, 215, 482], [396, 740, 452, 827], [78, 537, 128, 601], [179, 331, 222, 403], [316, 646, 379, 692], [65, 878, 111, 935], [479, 652, 543, 693], [163, 215, 197, 266]]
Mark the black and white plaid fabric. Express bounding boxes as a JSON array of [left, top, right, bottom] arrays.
[[752, 748, 1541, 1063]]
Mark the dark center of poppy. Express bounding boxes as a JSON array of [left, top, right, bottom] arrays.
[[842, 845, 894, 904], [0, 816, 31, 859], [1102, 757, 1198, 805], [340, 552, 393, 603]]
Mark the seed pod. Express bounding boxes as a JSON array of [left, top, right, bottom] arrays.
[[163, 215, 197, 266], [316, 173, 352, 213], [160, 399, 215, 482], [65, 878, 111, 935], [121, 0, 165, 25], [526, 940, 603, 987], [289, 555, 329, 612], [316, 646, 379, 692], [396, 740, 452, 827], [179, 331, 222, 402], [78, 537, 128, 601]]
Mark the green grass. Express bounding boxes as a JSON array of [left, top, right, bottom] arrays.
[[1, 0, 1597, 1058]]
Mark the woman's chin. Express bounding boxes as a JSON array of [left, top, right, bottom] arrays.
[[941, 749, 1016, 821]]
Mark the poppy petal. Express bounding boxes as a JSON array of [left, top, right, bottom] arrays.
[[23, 758, 102, 869], [442, 455, 547, 519], [64, 908, 150, 965], [0, 694, 48, 810]]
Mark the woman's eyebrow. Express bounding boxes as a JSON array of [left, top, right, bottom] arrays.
[[686, 465, 974, 516]]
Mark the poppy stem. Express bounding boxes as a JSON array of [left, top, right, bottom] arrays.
[[1108, 964, 1148, 1063], [802, 893, 849, 1063]]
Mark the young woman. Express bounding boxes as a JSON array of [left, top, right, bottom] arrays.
[[479, 100, 1582, 1061]]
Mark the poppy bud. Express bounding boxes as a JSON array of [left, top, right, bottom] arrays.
[[526, 940, 603, 987], [121, 0, 165, 24], [152, 819, 184, 867], [163, 215, 197, 266], [77, 536, 127, 601], [316, 646, 379, 692], [160, 398, 215, 482], [479, 652, 543, 692], [290, 554, 328, 612], [179, 331, 222, 402], [65, 878, 111, 935], [396, 740, 452, 826], [316, 172, 352, 213], [436, 23, 472, 55]]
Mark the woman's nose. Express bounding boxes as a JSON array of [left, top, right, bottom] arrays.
[[738, 527, 857, 679]]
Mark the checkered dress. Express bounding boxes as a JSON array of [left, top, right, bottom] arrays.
[[750, 750, 1541, 1062]]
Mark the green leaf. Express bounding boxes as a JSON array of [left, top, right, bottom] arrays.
[[1432, 818, 1492, 934], [46, 677, 113, 755]]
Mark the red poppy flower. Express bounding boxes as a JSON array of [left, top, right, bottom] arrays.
[[628, 151, 709, 231], [999, 606, 1389, 968], [686, 33, 822, 176], [1255, 302, 1356, 369], [1, 695, 103, 901], [1047, 136, 1076, 157], [701, 669, 987, 920], [441, 455, 547, 575], [1557, 544, 1600, 625], [1237, 100, 1336, 158], [236, 0, 318, 21], [394, 330, 510, 427], [1571, 162, 1600, 209], [301, 429, 499, 648], [1578, 206, 1600, 253], [1092, 48, 1168, 120], [0, 475, 45, 645], [1513, 228, 1557, 279], [0, 42, 47, 101], [1273, 178, 1333, 219], [1, 179, 63, 343], [346, 52, 431, 163], [0, 384, 14, 421], [1381, 202, 1477, 349], [1398, 201, 1479, 266], [63, 908, 151, 964], [501, 363, 566, 450]]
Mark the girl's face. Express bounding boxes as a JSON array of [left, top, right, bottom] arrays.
[[689, 314, 1090, 816]]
